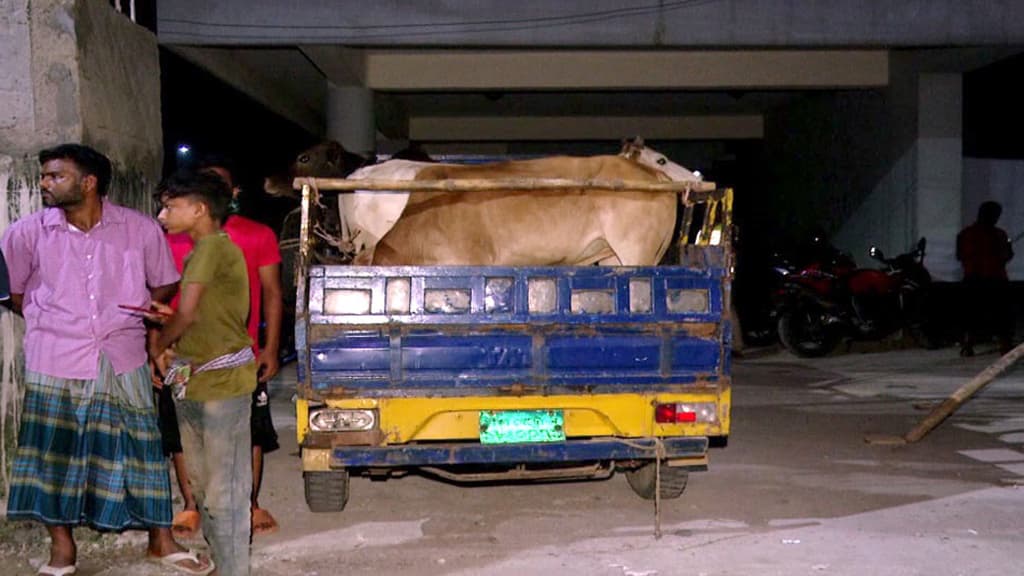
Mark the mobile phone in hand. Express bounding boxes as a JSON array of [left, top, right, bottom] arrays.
[[118, 304, 171, 317]]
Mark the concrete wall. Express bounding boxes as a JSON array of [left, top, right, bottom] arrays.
[[763, 89, 894, 240], [831, 56, 922, 272], [1, 0, 81, 153], [1, 0, 161, 211], [759, 77, 916, 269], [761, 51, 973, 280], [830, 63, 966, 281], [915, 73, 963, 281], [77, 0, 163, 184]]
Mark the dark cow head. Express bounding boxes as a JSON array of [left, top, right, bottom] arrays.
[[263, 140, 372, 197]]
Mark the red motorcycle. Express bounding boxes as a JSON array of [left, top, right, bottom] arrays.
[[772, 238, 933, 357]]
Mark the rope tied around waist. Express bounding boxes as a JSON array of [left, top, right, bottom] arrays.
[[163, 347, 255, 400]]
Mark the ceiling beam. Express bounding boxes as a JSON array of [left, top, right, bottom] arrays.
[[364, 49, 889, 90], [300, 45, 366, 86], [409, 115, 764, 141]]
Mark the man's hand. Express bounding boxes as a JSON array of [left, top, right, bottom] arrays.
[[156, 348, 177, 377], [149, 345, 176, 377], [142, 301, 174, 325], [257, 349, 280, 383]]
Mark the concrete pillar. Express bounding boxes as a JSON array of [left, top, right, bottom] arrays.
[[327, 83, 376, 156], [915, 73, 962, 281], [1, 0, 162, 212]]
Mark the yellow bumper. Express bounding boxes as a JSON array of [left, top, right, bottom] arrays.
[[297, 388, 730, 446]]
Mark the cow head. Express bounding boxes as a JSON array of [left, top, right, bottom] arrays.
[[620, 137, 702, 183], [263, 140, 372, 197]]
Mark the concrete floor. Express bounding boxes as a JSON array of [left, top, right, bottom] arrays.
[[4, 345, 1024, 575]]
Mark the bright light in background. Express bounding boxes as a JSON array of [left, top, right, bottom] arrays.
[[177, 144, 191, 155]]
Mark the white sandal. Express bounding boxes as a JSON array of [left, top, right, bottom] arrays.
[[37, 565, 76, 576], [147, 549, 215, 576]]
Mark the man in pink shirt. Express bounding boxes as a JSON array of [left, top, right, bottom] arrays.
[[1, 144, 211, 575], [158, 155, 284, 537]]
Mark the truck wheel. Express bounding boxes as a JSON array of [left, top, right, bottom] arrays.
[[304, 470, 350, 512], [625, 463, 689, 500]]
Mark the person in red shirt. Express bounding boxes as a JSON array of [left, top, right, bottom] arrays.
[[157, 155, 284, 536], [956, 201, 1014, 356]]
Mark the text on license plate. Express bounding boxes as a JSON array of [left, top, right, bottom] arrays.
[[479, 410, 565, 444]]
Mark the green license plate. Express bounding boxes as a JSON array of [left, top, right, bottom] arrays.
[[479, 410, 565, 444]]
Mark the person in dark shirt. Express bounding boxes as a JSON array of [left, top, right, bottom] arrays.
[[956, 201, 1014, 356]]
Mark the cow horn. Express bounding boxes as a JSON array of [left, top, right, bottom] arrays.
[[620, 136, 643, 159]]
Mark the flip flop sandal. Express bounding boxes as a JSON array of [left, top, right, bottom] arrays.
[[172, 509, 201, 537], [37, 565, 76, 576], [147, 549, 214, 576], [252, 507, 279, 535]]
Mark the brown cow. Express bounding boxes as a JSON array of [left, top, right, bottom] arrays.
[[346, 143, 697, 266]]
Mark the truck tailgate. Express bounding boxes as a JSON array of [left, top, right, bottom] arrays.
[[300, 265, 730, 397]]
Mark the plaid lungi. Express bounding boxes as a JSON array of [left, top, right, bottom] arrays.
[[5, 356, 173, 530]]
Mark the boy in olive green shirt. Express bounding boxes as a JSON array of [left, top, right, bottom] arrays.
[[149, 170, 255, 576]]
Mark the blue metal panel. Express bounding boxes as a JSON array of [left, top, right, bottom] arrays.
[[547, 335, 661, 371], [303, 265, 729, 394], [670, 339, 721, 372], [402, 334, 533, 371], [311, 337, 390, 377], [331, 437, 710, 467]]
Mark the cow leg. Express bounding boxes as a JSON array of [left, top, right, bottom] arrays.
[[354, 246, 377, 265], [601, 197, 676, 266], [604, 239, 661, 266], [368, 240, 402, 265], [597, 254, 623, 266]]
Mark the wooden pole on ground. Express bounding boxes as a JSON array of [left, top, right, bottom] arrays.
[[865, 342, 1024, 445]]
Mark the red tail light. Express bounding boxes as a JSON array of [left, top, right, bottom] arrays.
[[655, 403, 675, 422], [654, 403, 697, 423]]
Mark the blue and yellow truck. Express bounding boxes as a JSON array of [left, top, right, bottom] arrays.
[[291, 176, 733, 512]]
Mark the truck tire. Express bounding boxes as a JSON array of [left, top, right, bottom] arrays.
[[625, 463, 689, 500], [304, 470, 350, 513]]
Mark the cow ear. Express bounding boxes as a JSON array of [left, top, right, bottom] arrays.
[[326, 141, 344, 167], [620, 137, 636, 156], [619, 137, 636, 159]]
